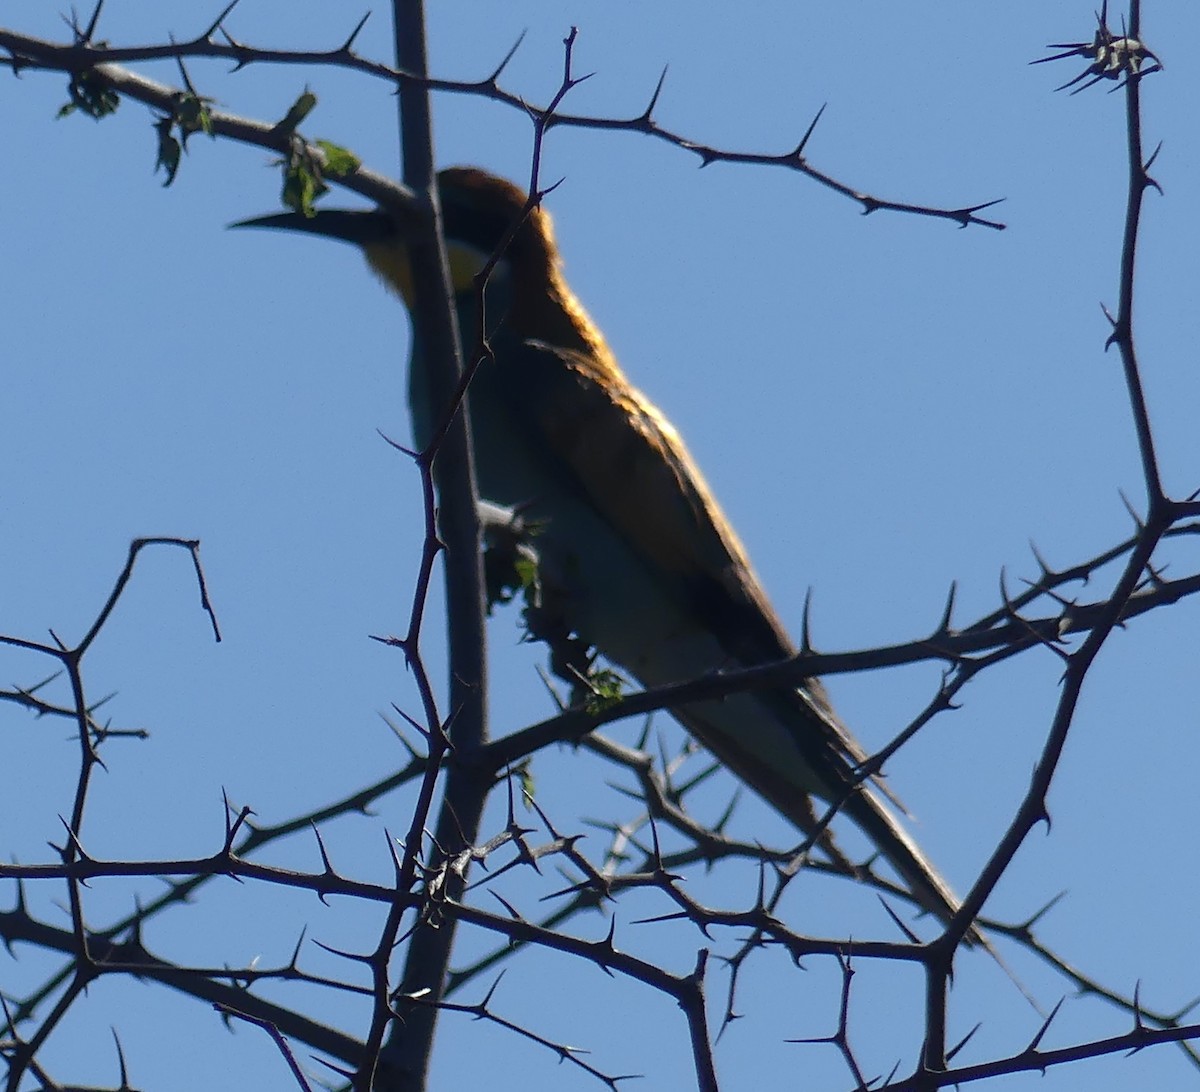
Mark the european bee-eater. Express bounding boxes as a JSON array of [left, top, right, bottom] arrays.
[[237, 168, 971, 936]]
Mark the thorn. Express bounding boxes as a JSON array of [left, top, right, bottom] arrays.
[[289, 926, 307, 967], [800, 587, 815, 653], [1026, 996, 1065, 1052], [1117, 489, 1144, 530], [792, 102, 827, 159], [998, 565, 1012, 610], [82, 0, 105, 44], [1031, 46, 1088, 67], [341, 12, 371, 53], [1029, 540, 1054, 579], [173, 43, 200, 97], [937, 580, 958, 634], [202, 0, 240, 40], [878, 895, 920, 943], [377, 426, 418, 459], [641, 65, 668, 124], [947, 1022, 982, 1062], [964, 196, 1006, 215], [480, 971, 506, 1009], [489, 30, 527, 84], [491, 891, 522, 919]]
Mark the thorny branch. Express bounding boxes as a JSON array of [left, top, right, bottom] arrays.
[[2, 3, 1196, 1090], [0, 14, 1005, 228]]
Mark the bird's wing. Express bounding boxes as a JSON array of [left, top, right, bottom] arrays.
[[508, 342, 783, 647], [497, 339, 973, 935], [502, 338, 864, 759]]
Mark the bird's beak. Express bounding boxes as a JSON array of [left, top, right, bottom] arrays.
[[229, 208, 396, 247], [232, 208, 421, 306]]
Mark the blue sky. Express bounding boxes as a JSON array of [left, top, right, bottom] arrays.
[[3, 2, 1199, 1089]]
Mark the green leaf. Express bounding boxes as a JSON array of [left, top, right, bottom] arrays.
[[315, 140, 361, 178], [282, 161, 329, 218], [61, 70, 119, 120], [516, 763, 536, 809], [154, 117, 182, 186], [584, 669, 625, 714], [513, 555, 540, 593], [276, 89, 317, 134], [174, 92, 215, 144]]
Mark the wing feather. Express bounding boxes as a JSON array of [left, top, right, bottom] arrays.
[[491, 337, 968, 935]]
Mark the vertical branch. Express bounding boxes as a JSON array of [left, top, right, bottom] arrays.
[[391, 8, 487, 752], [919, 4, 1167, 1079], [1111, 0, 1163, 508], [376, 1, 491, 1090]]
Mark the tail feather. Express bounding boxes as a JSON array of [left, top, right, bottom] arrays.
[[839, 779, 975, 940], [670, 687, 980, 944]]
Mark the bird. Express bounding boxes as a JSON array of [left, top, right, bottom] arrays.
[[235, 167, 973, 938]]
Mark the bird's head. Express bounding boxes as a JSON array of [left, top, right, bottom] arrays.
[[233, 167, 613, 364]]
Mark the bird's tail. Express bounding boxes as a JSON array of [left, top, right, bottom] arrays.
[[836, 775, 977, 942], [671, 687, 980, 944]]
